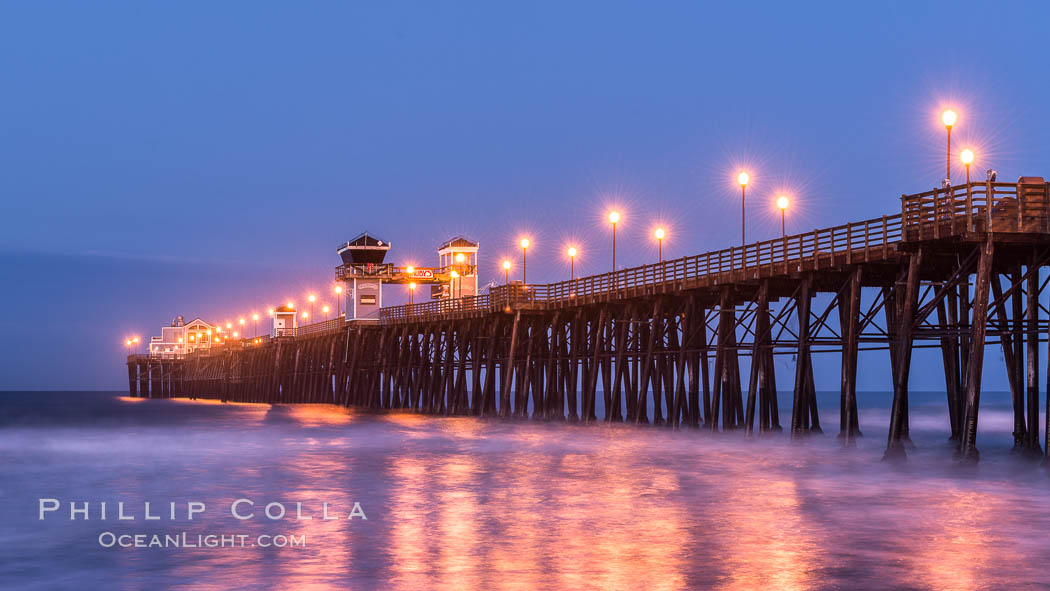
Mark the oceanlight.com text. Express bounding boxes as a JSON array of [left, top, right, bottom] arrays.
[[97, 531, 306, 549]]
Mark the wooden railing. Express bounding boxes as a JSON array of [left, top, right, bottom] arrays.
[[530, 213, 905, 304], [276, 317, 346, 337], [379, 284, 532, 321], [380, 214, 906, 321], [376, 179, 1049, 322], [901, 180, 1050, 238]]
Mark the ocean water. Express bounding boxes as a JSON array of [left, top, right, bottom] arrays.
[[1, 390, 1048, 590]]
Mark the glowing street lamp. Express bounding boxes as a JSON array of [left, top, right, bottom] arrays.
[[520, 239, 529, 284], [252, 313, 259, 338], [738, 171, 749, 245], [450, 269, 460, 298], [961, 148, 974, 185], [301, 311, 309, 322], [776, 196, 789, 238], [334, 285, 343, 317], [323, 305, 330, 321], [238, 318, 245, 339], [942, 109, 957, 183], [502, 259, 511, 284], [567, 246, 577, 281], [308, 294, 316, 321], [654, 228, 665, 262], [408, 281, 416, 306], [125, 338, 133, 357]]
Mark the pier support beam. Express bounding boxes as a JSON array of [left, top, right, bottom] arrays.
[[1025, 254, 1041, 453], [791, 277, 818, 437], [127, 361, 138, 397], [500, 311, 521, 418], [886, 248, 923, 460], [959, 239, 994, 461], [745, 282, 769, 435], [839, 267, 863, 445]]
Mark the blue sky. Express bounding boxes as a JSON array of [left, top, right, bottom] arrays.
[[2, 1, 1049, 389]]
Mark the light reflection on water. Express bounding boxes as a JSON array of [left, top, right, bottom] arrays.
[[2, 391, 1049, 589]]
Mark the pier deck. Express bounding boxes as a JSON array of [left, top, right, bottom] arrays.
[[129, 178, 1050, 461]]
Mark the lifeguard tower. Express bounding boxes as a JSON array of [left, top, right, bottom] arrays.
[[334, 232, 480, 320], [271, 304, 297, 337], [435, 236, 479, 300], [336, 232, 392, 321]]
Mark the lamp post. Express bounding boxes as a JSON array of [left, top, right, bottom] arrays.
[[608, 211, 619, 272], [308, 294, 316, 322], [776, 195, 789, 238], [942, 109, 956, 183], [132, 336, 139, 354], [409, 282, 416, 307], [520, 239, 529, 284], [125, 339, 133, 358], [738, 172, 749, 244], [502, 260, 511, 284], [654, 228, 665, 262], [252, 313, 259, 338], [450, 270, 460, 298], [961, 148, 975, 231], [323, 306, 330, 322], [961, 148, 974, 185], [567, 247, 577, 281], [238, 318, 245, 339], [335, 285, 343, 318]]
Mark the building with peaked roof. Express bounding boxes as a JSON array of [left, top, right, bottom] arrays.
[[337, 231, 391, 266], [148, 316, 216, 358]]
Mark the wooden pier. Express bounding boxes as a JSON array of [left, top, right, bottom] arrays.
[[128, 177, 1050, 461]]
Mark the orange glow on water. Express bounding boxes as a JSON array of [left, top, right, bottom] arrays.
[[286, 404, 354, 426]]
